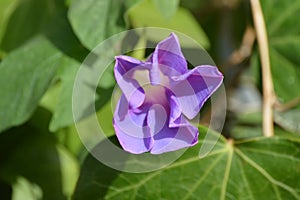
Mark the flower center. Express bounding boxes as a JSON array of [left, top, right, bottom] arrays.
[[143, 84, 168, 106], [133, 68, 170, 109]]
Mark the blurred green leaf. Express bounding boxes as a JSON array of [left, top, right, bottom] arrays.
[[72, 136, 121, 200], [180, 0, 208, 11], [0, 0, 88, 133], [39, 83, 61, 113], [49, 58, 79, 132], [96, 100, 115, 138], [153, 0, 179, 20], [252, 0, 300, 133], [0, 0, 64, 52], [58, 144, 80, 198], [0, 124, 79, 200], [68, 0, 126, 50], [73, 128, 300, 199], [125, 0, 144, 9], [231, 126, 262, 140], [128, 0, 210, 48], [0, 36, 62, 133], [12, 177, 42, 200], [274, 108, 300, 134], [0, 0, 18, 46]]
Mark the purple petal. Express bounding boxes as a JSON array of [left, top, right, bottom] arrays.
[[147, 104, 168, 136], [114, 55, 146, 108], [171, 65, 223, 119], [113, 95, 153, 154], [147, 33, 188, 83], [167, 90, 189, 128], [150, 121, 198, 154]]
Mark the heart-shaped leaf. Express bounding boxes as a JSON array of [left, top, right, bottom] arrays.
[[73, 127, 300, 199], [68, 0, 127, 50]]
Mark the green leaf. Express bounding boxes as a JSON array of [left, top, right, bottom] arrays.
[[128, 0, 210, 48], [0, 123, 79, 200], [274, 108, 300, 134], [153, 0, 179, 20], [49, 58, 80, 132], [0, 36, 61, 133], [0, 0, 64, 52], [0, 0, 18, 47], [96, 100, 115, 138], [68, 0, 126, 50], [252, 0, 300, 133], [0, 0, 87, 133], [73, 128, 300, 199], [12, 177, 43, 200]]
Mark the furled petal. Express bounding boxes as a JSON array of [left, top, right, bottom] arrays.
[[113, 95, 153, 154], [171, 65, 223, 119], [147, 104, 168, 136], [167, 90, 189, 128], [114, 55, 146, 108], [147, 33, 188, 83], [150, 120, 198, 154]]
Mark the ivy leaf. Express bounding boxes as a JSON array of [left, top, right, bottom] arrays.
[[68, 0, 126, 50], [73, 127, 300, 199], [252, 0, 300, 133]]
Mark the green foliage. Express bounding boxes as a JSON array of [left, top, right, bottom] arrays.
[[128, 0, 210, 48], [68, 0, 127, 50], [0, 109, 79, 199], [153, 0, 180, 19], [252, 0, 300, 133], [0, 0, 300, 199], [0, 36, 61, 132], [49, 58, 80, 132], [73, 128, 300, 199]]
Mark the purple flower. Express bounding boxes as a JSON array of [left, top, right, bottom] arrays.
[[113, 33, 223, 154]]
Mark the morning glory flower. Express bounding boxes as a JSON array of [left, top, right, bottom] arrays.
[[113, 33, 223, 154]]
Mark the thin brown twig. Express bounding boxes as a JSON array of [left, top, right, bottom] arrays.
[[223, 26, 256, 69], [250, 0, 275, 137], [200, 27, 256, 136]]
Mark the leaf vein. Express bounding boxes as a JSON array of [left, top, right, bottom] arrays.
[[221, 144, 234, 200], [235, 148, 300, 199]]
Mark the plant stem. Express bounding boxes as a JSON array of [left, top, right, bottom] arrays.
[[250, 0, 274, 137]]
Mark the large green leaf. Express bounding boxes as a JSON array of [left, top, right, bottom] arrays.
[[0, 36, 62, 132], [73, 127, 300, 199], [0, 0, 88, 133], [0, 119, 79, 200], [68, 0, 127, 50], [127, 0, 210, 48], [251, 0, 300, 133]]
